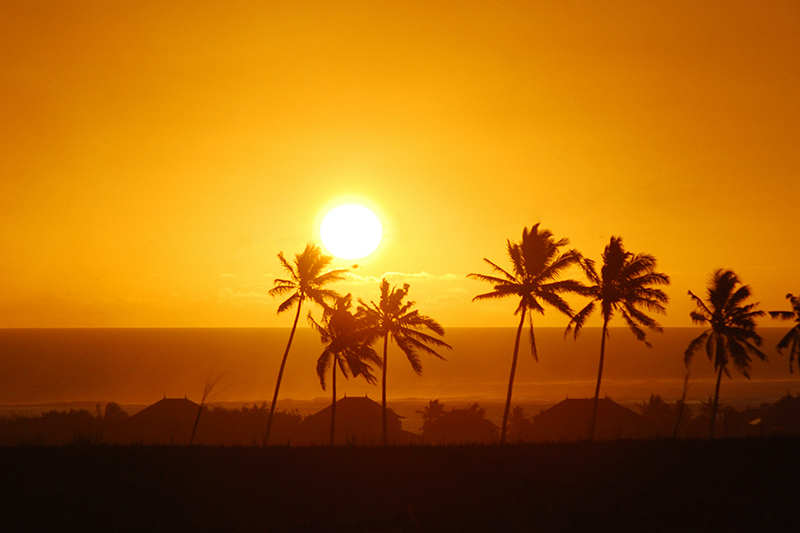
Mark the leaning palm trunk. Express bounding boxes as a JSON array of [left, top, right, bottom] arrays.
[[265, 300, 303, 445], [501, 309, 527, 444], [672, 370, 690, 439], [709, 365, 724, 439], [589, 316, 610, 441], [381, 334, 389, 446], [330, 363, 337, 446]]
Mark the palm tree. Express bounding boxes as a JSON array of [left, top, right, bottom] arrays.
[[769, 293, 800, 372], [264, 244, 347, 445], [685, 269, 766, 438], [309, 293, 381, 445], [468, 224, 584, 443], [417, 399, 447, 432], [566, 236, 670, 441], [358, 279, 451, 445]]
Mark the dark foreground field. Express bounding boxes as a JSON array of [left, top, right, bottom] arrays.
[[1, 439, 799, 532]]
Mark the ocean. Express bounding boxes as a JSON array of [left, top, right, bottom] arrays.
[[1, 328, 797, 426]]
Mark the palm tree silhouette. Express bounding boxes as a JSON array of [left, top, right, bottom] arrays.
[[685, 269, 765, 438], [566, 236, 669, 441], [264, 244, 347, 445], [468, 224, 584, 443], [358, 279, 451, 445], [769, 293, 800, 372], [417, 399, 446, 431], [309, 293, 380, 445]]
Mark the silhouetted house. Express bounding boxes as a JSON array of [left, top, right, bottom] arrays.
[[108, 397, 203, 445], [296, 395, 414, 445], [531, 398, 647, 442], [422, 408, 499, 444], [749, 394, 800, 436]]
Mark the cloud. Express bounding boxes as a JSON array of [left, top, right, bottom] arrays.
[[445, 287, 469, 295], [216, 288, 270, 305], [344, 271, 463, 284]]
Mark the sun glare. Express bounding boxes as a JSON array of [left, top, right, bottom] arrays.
[[320, 204, 383, 260]]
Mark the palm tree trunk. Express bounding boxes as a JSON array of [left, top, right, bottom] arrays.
[[265, 299, 303, 446], [589, 316, 610, 441], [330, 360, 337, 446], [672, 370, 690, 439], [709, 365, 724, 439], [189, 402, 203, 446], [382, 334, 389, 446], [501, 309, 527, 444]]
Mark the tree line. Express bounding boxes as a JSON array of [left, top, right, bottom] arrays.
[[266, 225, 800, 444]]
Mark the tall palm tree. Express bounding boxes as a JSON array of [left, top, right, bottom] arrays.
[[685, 269, 766, 438], [769, 293, 800, 373], [309, 293, 380, 445], [566, 236, 670, 441], [264, 244, 347, 445], [358, 279, 451, 445], [467, 224, 584, 443]]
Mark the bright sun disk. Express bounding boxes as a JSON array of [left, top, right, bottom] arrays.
[[320, 204, 382, 260]]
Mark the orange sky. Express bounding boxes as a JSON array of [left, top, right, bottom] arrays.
[[2, 1, 798, 328]]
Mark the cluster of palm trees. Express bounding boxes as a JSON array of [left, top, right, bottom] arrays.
[[469, 226, 670, 442], [264, 245, 451, 446], [266, 227, 800, 445]]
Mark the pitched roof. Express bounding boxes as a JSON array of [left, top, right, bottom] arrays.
[[532, 397, 646, 441], [749, 394, 800, 434], [113, 397, 202, 445], [297, 395, 409, 445]]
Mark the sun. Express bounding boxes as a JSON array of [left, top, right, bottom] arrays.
[[320, 204, 383, 260]]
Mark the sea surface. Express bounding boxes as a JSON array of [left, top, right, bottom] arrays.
[[1, 328, 797, 426]]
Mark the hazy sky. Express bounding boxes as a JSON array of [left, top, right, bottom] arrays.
[[2, 1, 798, 328]]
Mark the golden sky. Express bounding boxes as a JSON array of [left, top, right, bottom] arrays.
[[2, 1, 798, 328]]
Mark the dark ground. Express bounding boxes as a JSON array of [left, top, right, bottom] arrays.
[[1, 438, 798, 532]]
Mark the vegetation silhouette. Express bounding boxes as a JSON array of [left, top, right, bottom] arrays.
[[421, 402, 499, 444], [358, 279, 451, 445], [468, 224, 584, 443], [265, 244, 347, 445], [309, 293, 381, 445], [769, 293, 800, 372], [507, 405, 535, 442], [685, 269, 766, 438], [416, 399, 446, 432], [189, 374, 224, 446], [566, 236, 670, 441]]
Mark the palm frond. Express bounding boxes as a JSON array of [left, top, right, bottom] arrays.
[[776, 327, 799, 354], [466, 272, 519, 287], [684, 330, 710, 366], [276, 252, 296, 280], [268, 280, 296, 297], [536, 290, 572, 317], [621, 309, 650, 347], [565, 300, 596, 339], [313, 269, 349, 287], [276, 293, 300, 314], [398, 326, 452, 351], [580, 257, 601, 285], [394, 336, 424, 374], [316, 349, 333, 390], [397, 333, 448, 361], [479, 258, 517, 283]]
